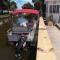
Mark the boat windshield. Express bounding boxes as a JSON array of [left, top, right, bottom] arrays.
[[13, 13, 38, 27], [16, 15, 28, 27]]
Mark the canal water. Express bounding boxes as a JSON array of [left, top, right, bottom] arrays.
[[0, 15, 38, 60], [0, 16, 14, 60]]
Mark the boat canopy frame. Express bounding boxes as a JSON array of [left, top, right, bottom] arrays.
[[9, 9, 39, 15]]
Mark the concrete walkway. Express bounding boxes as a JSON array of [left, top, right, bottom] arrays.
[[36, 17, 56, 60], [47, 26, 60, 60]]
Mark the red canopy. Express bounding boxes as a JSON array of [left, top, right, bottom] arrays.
[[10, 9, 39, 15]]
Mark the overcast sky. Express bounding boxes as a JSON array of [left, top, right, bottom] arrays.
[[10, 0, 34, 9]]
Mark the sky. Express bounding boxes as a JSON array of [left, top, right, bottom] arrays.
[[10, 0, 34, 9]]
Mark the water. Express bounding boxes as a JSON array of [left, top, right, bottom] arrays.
[[0, 15, 38, 60]]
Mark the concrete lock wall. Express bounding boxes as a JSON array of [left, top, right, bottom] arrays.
[[36, 17, 57, 60]]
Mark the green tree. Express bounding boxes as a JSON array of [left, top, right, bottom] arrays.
[[0, 0, 10, 14], [3, 0, 10, 10], [0, 0, 10, 10], [22, 2, 34, 9], [22, 3, 35, 20], [34, 2, 42, 10], [10, 1, 17, 11], [39, 0, 44, 2], [34, 0, 44, 15]]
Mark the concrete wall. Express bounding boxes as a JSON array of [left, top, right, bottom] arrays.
[[36, 17, 57, 60]]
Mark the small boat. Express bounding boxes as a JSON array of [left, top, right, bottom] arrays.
[[7, 9, 39, 59]]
